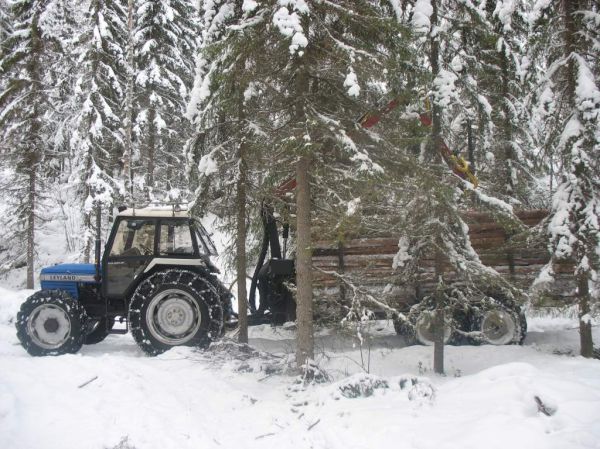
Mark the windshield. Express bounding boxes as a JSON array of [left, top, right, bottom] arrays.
[[193, 220, 218, 256]]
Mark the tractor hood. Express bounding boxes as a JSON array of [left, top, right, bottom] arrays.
[[40, 263, 98, 282]]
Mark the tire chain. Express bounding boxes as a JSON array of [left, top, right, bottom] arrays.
[[129, 269, 224, 355], [16, 290, 87, 356]]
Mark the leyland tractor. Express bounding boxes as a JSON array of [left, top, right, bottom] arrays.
[[16, 206, 234, 356]]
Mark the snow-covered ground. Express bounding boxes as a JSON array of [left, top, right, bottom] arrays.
[[1, 285, 599, 449]]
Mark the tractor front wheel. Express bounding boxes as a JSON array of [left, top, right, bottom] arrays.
[[16, 290, 87, 356], [129, 270, 224, 355]]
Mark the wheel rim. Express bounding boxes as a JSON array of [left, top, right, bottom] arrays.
[[146, 289, 202, 346], [415, 311, 451, 346], [481, 309, 516, 345], [26, 304, 72, 350]]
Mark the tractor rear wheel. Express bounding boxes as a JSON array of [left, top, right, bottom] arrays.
[[84, 317, 115, 345], [16, 290, 87, 356], [129, 269, 224, 355]]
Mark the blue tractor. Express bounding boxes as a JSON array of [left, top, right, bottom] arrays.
[[16, 206, 233, 356]]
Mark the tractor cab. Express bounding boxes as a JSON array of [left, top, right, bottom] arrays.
[[16, 205, 232, 357], [101, 208, 219, 301]]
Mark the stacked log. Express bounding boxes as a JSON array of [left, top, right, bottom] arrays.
[[312, 210, 575, 318]]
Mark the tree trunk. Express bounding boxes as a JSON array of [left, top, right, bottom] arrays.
[[147, 107, 156, 194], [26, 169, 35, 290], [433, 303, 445, 375], [562, 0, 594, 358], [83, 208, 91, 264], [577, 274, 594, 358], [430, 0, 444, 375], [25, 15, 42, 290], [122, 0, 135, 199], [236, 139, 249, 344], [295, 153, 314, 367], [433, 250, 445, 375], [500, 49, 515, 197]]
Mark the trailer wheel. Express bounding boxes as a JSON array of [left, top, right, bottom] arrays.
[[84, 317, 115, 345], [414, 310, 453, 346], [393, 317, 416, 345], [479, 308, 519, 345], [517, 309, 527, 344], [16, 290, 87, 356], [129, 269, 224, 355]]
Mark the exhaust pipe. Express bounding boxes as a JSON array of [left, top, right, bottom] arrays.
[[94, 204, 102, 282]]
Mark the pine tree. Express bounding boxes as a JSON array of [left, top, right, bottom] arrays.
[[134, 0, 197, 198], [531, 0, 600, 357], [0, 0, 68, 287]]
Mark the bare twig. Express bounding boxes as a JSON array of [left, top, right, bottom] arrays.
[[534, 396, 554, 416], [307, 419, 321, 431], [255, 433, 276, 440], [77, 376, 98, 389]]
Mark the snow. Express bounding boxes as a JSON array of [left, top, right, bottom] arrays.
[[392, 236, 411, 269], [346, 197, 360, 216], [242, 0, 258, 13], [412, 0, 433, 33], [450, 55, 463, 72], [343, 68, 360, 97], [197, 152, 218, 177], [575, 55, 600, 121], [493, 0, 516, 32], [433, 69, 459, 108], [1, 285, 599, 449], [273, 1, 309, 55]]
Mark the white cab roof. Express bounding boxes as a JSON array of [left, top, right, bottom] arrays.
[[117, 208, 189, 218]]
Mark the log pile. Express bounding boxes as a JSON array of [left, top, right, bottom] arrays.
[[312, 210, 575, 317]]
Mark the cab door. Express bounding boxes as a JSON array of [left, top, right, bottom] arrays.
[[103, 218, 157, 299]]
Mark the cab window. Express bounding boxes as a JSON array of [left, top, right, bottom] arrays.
[[110, 219, 156, 257], [159, 220, 195, 256], [194, 220, 218, 256]]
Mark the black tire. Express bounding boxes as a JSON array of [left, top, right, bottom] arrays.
[[517, 309, 527, 344], [474, 305, 522, 345], [84, 317, 115, 345], [475, 293, 527, 345], [395, 298, 455, 346], [393, 315, 417, 345], [16, 290, 87, 356], [129, 269, 224, 356]]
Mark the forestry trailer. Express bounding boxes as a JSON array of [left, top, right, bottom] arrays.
[[246, 97, 538, 347]]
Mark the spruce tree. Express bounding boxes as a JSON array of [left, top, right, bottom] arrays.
[[531, 0, 599, 357], [70, 0, 127, 261], [190, 0, 414, 366], [390, 0, 526, 374], [188, 0, 275, 343], [134, 0, 197, 197], [0, 0, 68, 287], [266, 0, 413, 367]]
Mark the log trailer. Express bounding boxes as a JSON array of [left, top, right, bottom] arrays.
[[246, 99, 568, 346]]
